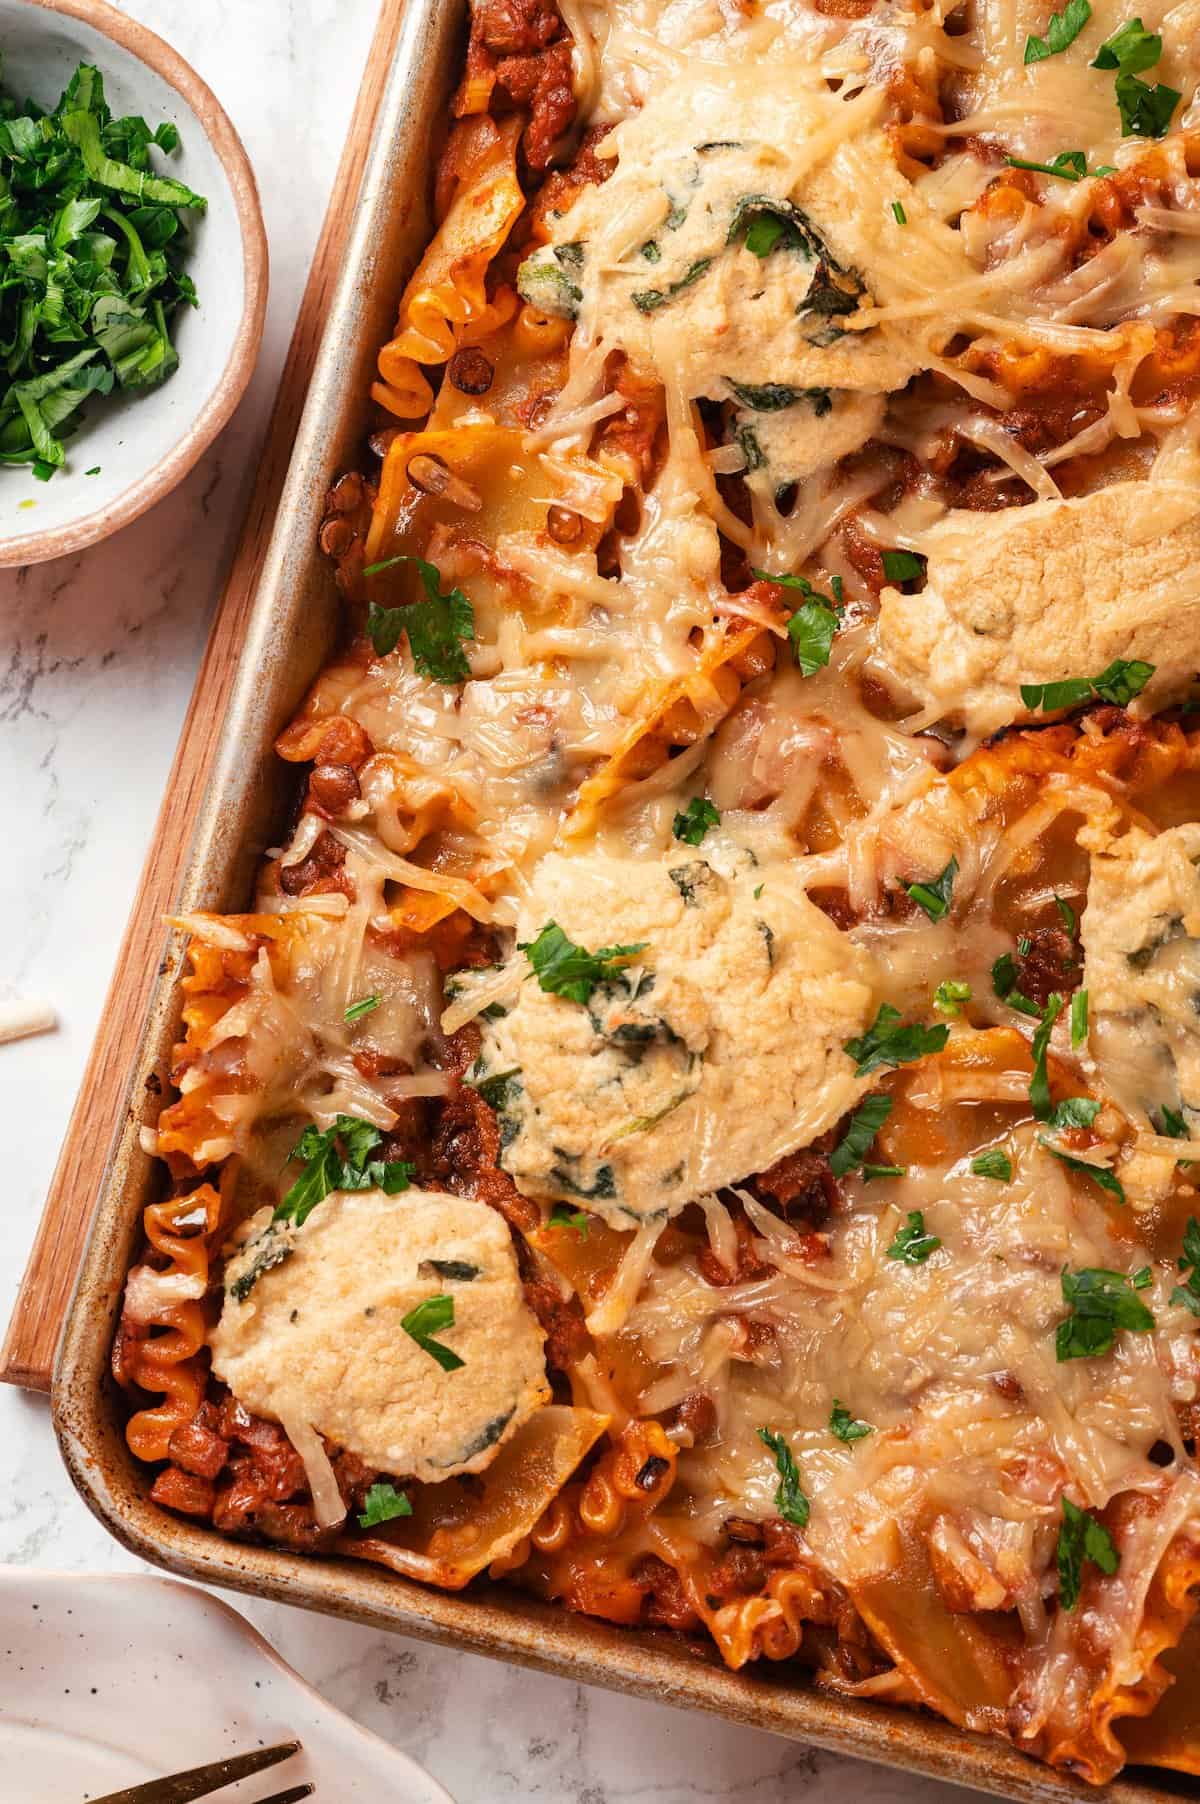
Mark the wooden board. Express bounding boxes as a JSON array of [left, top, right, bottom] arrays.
[[0, 0, 409, 1394]]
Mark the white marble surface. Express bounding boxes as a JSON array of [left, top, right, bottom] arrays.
[[0, 4, 969, 1798]]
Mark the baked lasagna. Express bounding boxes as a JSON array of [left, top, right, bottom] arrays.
[[117, 0, 1200, 1782]]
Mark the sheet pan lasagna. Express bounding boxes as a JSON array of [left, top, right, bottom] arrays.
[[117, 0, 1200, 1781]]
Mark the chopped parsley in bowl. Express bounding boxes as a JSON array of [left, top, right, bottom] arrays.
[[0, 0, 266, 565], [0, 56, 206, 480]]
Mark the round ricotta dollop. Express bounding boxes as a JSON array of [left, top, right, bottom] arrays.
[[1081, 821, 1200, 1126], [210, 1188, 549, 1484], [476, 850, 878, 1228], [878, 483, 1200, 736]]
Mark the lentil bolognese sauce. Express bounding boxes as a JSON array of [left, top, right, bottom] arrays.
[[116, 0, 1200, 1781]]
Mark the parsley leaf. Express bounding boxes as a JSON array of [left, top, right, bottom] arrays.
[[358, 1481, 413, 1527], [829, 1400, 874, 1442], [1159, 1105, 1189, 1140], [881, 549, 925, 585], [1056, 1266, 1154, 1359], [905, 857, 958, 922], [1115, 72, 1180, 137], [750, 567, 843, 677], [1024, 0, 1091, 61], [344, 994, 381, 1024], [934, 978, 971, 1017], [1028, 992, 1064, 1122], [786, 599, 839, 675], [401, 1294, 465, 1371], [520, 921, 648, 1005], [363, 555, 475, 683], [1092, 16, 1161, 70], [1021, 659, 1155, 712], [862, 1162, 906, 1179], [1171, 1216, 1200, 1316], [757, 1426, 810, 1526], [844, 1004, 949, 1077], [1005, 149, 1090, 182], [1056, 1496, 1119, 1610], [1071, 987, 1088, 1048], [673, 797, 720, 845], [549, 1204, 590, 1238], [1041, 1140, 1126, 1203], [1045, 1096, 1100, 1129], [972, 1148, 1013, 1181], [1055, 895, 1077, 935], [0, 60, 206, 475], [992, 951, 1041, 1017], [829, 1093, 893, 1177], [274, 1115, 413, 1226], [887, 1210, 942, 1263]]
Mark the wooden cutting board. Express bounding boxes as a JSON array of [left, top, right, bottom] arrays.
[[0, 0, 410, 1394]]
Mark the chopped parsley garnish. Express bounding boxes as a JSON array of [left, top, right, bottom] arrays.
[[1115, 72, 1180, 137], [673, 797, 720, 845], [829, 1093, 893, 1177], [1005, 149, 1091, 181], [972, 1148, 1013, 1181], [1056, 1496, 1119, 1610], [358, 1482, 414, 1527], [905, 857, 958, 923], [1089, 18, 1179, 137], [891, 200, 907, 224], [845, 1004, 949, 1077], [1042, 1140, 1126, 1203], [1020, 658, 1154, 712], [1092, 16, 1161, 71], [549, 1204, 590, 1238], [401, 1294, 465, 1372], [363, 555, 475, 683], [1045, 1095, 1100, 1129], [1055, 1265, 1154, 1360], [991, 951, 1041, 1017], [1024, 0, 1091, 62], [1071, 987, 1089, 1048], [863, 1162, 906, 1180], [1159, 1105, 1189, 1139], [934, 978, 971, 1017], [757, 1426, 810, 1527], [750, 566, 843, 677], [344, 994, 381, 1024], [1029, 991, 1064, 1121], [631, 257, 712, 313], [1055, 895, 1077, 935], [520, 921, 648, 1005], [0, 61, 206, 477], [274, 1116, 413, 1226], [886, 1210, 941, 1263], [881, 549, 925, 585], [1171, 1217, 1200, 1316], [829, 1400, 874, 1443]]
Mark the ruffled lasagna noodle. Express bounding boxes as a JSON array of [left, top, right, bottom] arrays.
[[116, 0, 1200, 1783]]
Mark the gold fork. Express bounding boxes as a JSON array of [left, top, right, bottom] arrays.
[[91, 1738, 312, 1803]]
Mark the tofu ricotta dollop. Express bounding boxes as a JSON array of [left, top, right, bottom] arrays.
[[878, 484, 1200, 736], [1081, 822, 1200, 1128], [210, 1188, 549, 1486], [476, 849, 878, 1228]]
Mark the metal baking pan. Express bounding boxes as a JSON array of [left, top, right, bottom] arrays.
[[50, 3, 1194, 1797]]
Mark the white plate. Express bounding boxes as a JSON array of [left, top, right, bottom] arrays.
[[0, 1566, 454, 1803]]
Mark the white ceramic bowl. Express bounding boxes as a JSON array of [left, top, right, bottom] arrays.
[[0, 0, 268, 566]]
